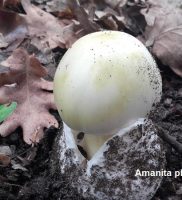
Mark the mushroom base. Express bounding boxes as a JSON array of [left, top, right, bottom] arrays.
[[55, 119, 166, 200]]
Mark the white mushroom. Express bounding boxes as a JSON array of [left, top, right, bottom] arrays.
[[54, 31, 162, 159]]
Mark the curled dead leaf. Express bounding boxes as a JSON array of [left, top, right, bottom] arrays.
[[141, 1, 182, 77], [95, 8, 125, 31], [45, 0, 74, 19], [21, 0, 82, 50], [0, 10, 27, 51], [68, 0, 100, 33]]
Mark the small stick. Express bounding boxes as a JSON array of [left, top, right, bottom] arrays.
[[156, 125, 182, 154]]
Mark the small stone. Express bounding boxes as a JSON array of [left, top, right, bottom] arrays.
[[0, 146, 12, 156], [164, 98, 172, 107]]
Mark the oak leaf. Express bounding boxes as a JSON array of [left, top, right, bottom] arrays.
[[0, 48, 58, 144], [21, 0, 79, 50]]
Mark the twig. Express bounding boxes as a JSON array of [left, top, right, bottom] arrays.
[[156, 125, 182, 154], [2, 182, 22, 188]]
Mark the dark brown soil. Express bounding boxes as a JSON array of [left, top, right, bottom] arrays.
[[150, 65, 182, 200]]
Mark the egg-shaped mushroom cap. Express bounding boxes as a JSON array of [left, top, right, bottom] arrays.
[[54, 31, 162, 135]]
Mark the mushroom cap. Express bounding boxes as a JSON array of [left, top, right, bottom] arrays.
[[54, 31, 162, 135]]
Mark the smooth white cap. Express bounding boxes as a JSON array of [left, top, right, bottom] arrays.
[[54, 31, 162, 135]]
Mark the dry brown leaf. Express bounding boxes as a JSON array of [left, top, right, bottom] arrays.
[[21, 0, 79, 50], [0, 154, 11, 166], [0, 10, 27, 51], [95, 7, 126, 31], [96, 0, 146, 35], [21, 0, 65, 49], [141, 1, 182, 77], [45, 0, 73, 19], [140, 0, 172, 27], [104, 0, 127, 9], [0, 48, 58, 144], [3, 0, 21, 8], [68, 0, 100, 33], [93, 1, 143, 33]]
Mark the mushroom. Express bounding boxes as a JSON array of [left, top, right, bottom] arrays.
[[54, 31, 162, 159]]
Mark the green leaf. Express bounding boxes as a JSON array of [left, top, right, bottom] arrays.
[[0, 102, 17, 123]]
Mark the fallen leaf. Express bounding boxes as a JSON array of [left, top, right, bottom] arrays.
[[121, 0, 147, 35], [21, 0, 79, 50], [0, 10, 28, 51], [93, 0, 143, 33], [3, 0, 21, 8], [45, 0, 73, 19], [95, 8, 126, 31], [104, 0, 127, 8], [68, 0, 100, 33], [0, 154, 11, 166], [140, 0, 169, 27], [0, 48, 58, 144], [141, 1, 182, 77]]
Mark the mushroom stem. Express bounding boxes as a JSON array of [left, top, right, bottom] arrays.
[[71, 130, 111, 159], [83, 134, 112, 159]]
